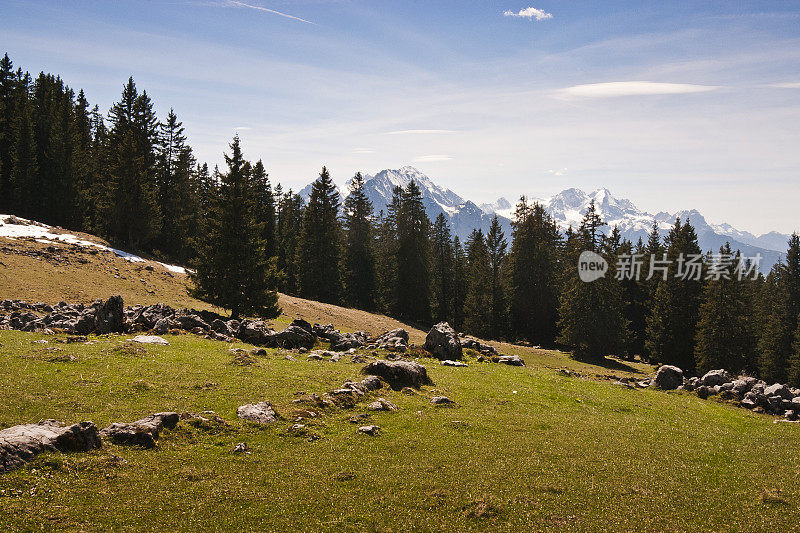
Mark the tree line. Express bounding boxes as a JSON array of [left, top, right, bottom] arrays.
[[2, 53, 799, 384]]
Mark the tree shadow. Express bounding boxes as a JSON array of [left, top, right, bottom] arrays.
[[571, 354, 644, 374]]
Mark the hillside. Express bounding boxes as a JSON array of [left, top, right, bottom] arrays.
[[2, 227, 800, 531]]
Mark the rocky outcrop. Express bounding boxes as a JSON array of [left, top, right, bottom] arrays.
[[651, 365, 684, 390], [1, 420, 101, 473], [372, 329, 409, 352], [99, 412, 179, 449], [361, 360, 433, 390], [237, 402, 279, 425], [424, 322, 462, 360]]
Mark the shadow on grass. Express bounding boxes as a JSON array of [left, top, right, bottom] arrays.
[[570, 354, 644, 374]]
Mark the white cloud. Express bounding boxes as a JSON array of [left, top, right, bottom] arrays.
[[503, 7, 553, 21], [553, 81, 720, 99], [413, 155, 453, 162], [234, 126, 251, 130], [226, 1, 315, 25], [769, 82, 800, 88], [547, 168, 567, 176], [352, 148, 375, 154], [386, 129, 456, 135]]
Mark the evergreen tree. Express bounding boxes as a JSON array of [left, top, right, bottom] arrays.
[[645, 218, 704, 372], [105, 77, 160, 248], [395, 180, 431, 323], [342, 172, 376, 310], [250, 160, 276, 258], [430, 213, 454, 322], [450, 236, 468, 330], [694, 245, 755, 374], [486, 215, 508, 338], [0, 53, 15, 212], [557, 201, 627, 360], [276, 188, 304, 295], [375, 188, 402, 314], [508, 197, 561, 345], [464, 229, 493, 337], [757, 265, 790, 382], [10, 70, 37, 218], [189, 136, 279, 319], [788, 318, 800, 387], [618, 238, 648, 358], [298, 166, 342, 303]]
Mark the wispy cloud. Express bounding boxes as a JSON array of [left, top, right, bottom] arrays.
[[226, 1, 315, 25], [352, 148, 375, 154], [553, 81, 720, 99], [234, 126, 251, 130], [547, 168, 567, 176], [769, 82, 800, 88], [503, 7, 553, 21], [413, 155, 453, 162], [386, 129, 456, 135]]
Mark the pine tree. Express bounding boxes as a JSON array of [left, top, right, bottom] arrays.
[[694, 245, 754, 374], [298, 166, 342, 303], [430, 213, 454, 322], [464, 229, 492, 337], [276, 188, 304, 295], [342, 172, 376, 310], [189, 135, 279, 319], [508, 197, 561, 345], [105, 77, 160, 249], [645, 218, 704, 372], [618, 238, 648, 358], [486, 215, 508, 338], [395, 180, 431, 323], [375, 188, 402, 314], [557, 201, 627, 360], [450, 236, 468, 330], [0, 53, 15, 212], [250, 160, 276, 259], [788, 318, 800, 387], [10, 70, 38, 218], [757, 265, 790, 382]]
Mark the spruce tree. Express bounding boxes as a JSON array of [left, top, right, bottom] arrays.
[[342, 172, 376, 310], [645, 218, 704, 372], [450, 236, 468, 330], [508, 197, 561, 345], [395, 180, 431, 323], [375, 188, 402, 314], [557, 201, 627, 360], [694, 245, 754, 374], [189, 136, 279, 319], [298, 166, 342, 303], [430, 213, 454, 322], [10, 70, 38, 218], [486, 215, 508, 338], [464, 229, 493, 338], [618, 238, 648, 359], [276, 188, 304, 295], [0, 53, 14, 212], [787, 318, 800, 387], [250, 160, 277, 258], [757, 265, 791, 382]]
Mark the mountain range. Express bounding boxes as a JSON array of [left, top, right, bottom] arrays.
[[300, 166, 790, 272]]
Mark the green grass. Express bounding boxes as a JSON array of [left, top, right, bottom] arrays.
[[1, 330, 799, 532]]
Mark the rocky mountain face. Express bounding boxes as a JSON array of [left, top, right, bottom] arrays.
[[299, 167, 789, 271]]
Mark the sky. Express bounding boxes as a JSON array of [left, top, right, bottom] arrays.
[[2, 0, 800, 235]]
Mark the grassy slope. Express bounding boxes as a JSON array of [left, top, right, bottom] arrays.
[[1, 236, 799, 531]]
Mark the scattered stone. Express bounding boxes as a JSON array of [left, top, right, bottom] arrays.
[[237, 402, 279, 425], [358, 425, 381, 436], [557, 369, 580, 377], [0, 420, 101, 473], [361, 360, 433, 390], [441, 360, 468, 367], [430, 396, 455, 405], [652, 365, 684, 390], [131, 335, 169, 345], [374, 328, 409, 352], [367, 398, 398, 411], [232, 442, 250, 454], [695, 385, 717, 400], [360, 375, 383, 391], [700, 369, 733, 387], [424, 322, 463, 360], [765, 383, 793, 400], [497, 355, 525, 367], [99, 412, 179, 449]]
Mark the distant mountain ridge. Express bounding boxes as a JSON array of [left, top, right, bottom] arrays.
[[298, 166, 790, 271]]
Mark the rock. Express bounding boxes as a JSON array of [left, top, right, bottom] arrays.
[[374, 329, 409, 352], [238, 321, 272, 345], [99, 412, 179, 449], [237, 402, 279, 425], [424, 322, 463, 360], [652, 365, 684, 390], [358, 425, 381, 436], [360, 375, 383, 391], [695, 385, 717, 399], [497, 355, 525, 367], [1, 420, 101, 473], [367, 398, 398, 411], [264, 323, 316, 350], [232, 442, 250, 454], [131, 335, 169, 345], [700, 369, 733, 387], [361, 360, 433, 390], [174, 314, 210, 332], [731, 377, 758, 396], [211, 319, 231, 336], [430, 396, 455, 405], [765, 383, 793, 400], [95, 295, 125, 333], [152, 318, 171, 335], [441, 360, 468, 367]]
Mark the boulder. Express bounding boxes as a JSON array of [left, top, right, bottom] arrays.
[[367, 398, 398, 411], [174, 314, 210, 332], [441, 360, 468, 367], [152, 318, 171, 335], [700, 369, 733, 387], [361, 360, 433, 390], [95, 295, 125, 333], [695, 385, 717, 399], [424, 322, 463, 360], [731, 377, 758, 396], [358, 425, 381, 436], [374, 329, 409, 352], [131, 335, 169, 345], [238, 321, 271, 345], [430, 396, 455, 405], [264, 322, 315, 350], [1, 420, 101, 473], [497, 355, 525, 367], [765, 383, 793, 400], [237, 402, 279, 425], [99, 412, 179, 449], [652, 365, 684, 390], [360, 376, 383, 391]]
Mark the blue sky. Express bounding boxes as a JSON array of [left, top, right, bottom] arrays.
[[3, 0, 800, 234]]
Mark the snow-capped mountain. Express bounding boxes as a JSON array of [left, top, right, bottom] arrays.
[[297, 166, 790, 272]]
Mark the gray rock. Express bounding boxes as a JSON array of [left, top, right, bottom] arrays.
[[430, 396, 455, 405], [441, 360, 468, 367], [731, 377, 758, 395], [765, 383, 793, 400], [153, 318, 171, 335], [700, 369, 733, 387], [424, 322, 463, 360], [99, 412, 179, 449], [360, 375, 383, 391], [367, 398, 398, 411], [237, 402, 279, 425], [131, 335, 169, 345], [361, 360, 433, 390], [651, 366, 685, 390], [497, 355, 525, 367], [1, 420, 101, 473], [695, 385, 717, 399], [358, 425, 381, 436]]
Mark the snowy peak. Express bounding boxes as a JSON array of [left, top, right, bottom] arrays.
[[366, 166, 464, 211]]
